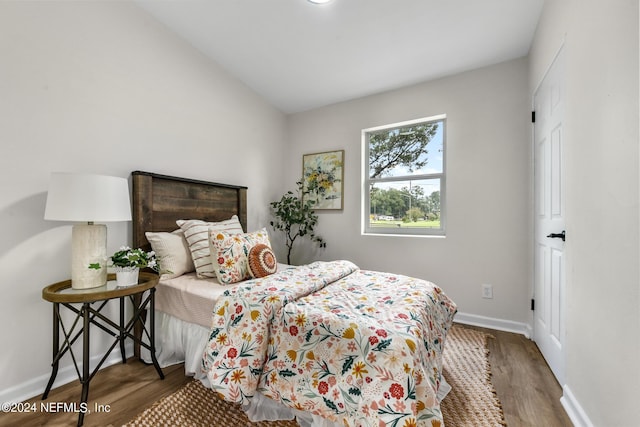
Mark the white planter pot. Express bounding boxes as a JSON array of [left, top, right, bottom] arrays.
[[115, 267, 139, 287]]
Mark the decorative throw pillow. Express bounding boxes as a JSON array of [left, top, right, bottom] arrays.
[[209, 228, 271, 284], [177, 216, 244, 278], [247, 243, 277, 278], [145, 230, 194, 279]]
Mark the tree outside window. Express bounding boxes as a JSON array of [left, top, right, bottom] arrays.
[[362, 115, 446, 236]]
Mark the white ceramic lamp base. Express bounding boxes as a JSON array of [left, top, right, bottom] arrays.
[[71, 223, 107, 289]]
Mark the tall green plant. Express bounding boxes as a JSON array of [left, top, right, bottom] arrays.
[[270, 181, 325, 265]]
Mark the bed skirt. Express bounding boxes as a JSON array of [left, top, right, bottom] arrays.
[[140, 311, 209, 380]]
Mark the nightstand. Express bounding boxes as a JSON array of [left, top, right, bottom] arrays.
[[41, 272, 164, 426]]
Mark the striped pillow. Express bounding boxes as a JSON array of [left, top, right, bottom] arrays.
[[176, 216, 244, 278]]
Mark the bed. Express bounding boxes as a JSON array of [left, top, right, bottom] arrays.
[[132, 171, 457, 427], [132, 170, 251, 373]]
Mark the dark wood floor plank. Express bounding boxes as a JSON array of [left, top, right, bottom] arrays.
[[0, 362, 190, 427], [463, 325, 573, 427]]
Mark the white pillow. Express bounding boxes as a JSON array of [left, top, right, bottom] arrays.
[[177, 215, 244, 278], [145, 230, 194, 279]]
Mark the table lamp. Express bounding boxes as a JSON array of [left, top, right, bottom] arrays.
[[44, 173, 132, 289]]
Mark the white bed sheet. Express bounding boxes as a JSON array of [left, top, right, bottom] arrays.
[[154, 272, 233, 328]]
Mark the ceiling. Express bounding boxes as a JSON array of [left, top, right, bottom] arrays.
[[135, 0, 544, 114]]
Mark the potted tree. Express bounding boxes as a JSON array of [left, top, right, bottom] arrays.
[[270, 181, 325, 265]]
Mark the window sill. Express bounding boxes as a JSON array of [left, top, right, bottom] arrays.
[[361, 232, 446, 239]]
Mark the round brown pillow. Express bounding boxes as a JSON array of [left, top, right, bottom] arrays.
[[248, 243, 277, 278]]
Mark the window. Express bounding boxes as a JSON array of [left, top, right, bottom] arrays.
[[362, 115, 446, 236]]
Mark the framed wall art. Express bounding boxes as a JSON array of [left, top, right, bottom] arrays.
[[302, 149, 344, 210]]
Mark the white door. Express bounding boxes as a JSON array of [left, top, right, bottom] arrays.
[[533, 48, 566, 385]]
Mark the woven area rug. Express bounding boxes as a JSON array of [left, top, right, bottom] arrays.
[[125, 325, 505, 427]]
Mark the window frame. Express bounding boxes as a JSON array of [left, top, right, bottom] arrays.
[[361, 114, 446, 237]]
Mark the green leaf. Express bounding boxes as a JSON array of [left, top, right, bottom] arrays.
[[341, 355, 356, 375], [373, 339, 392, 352], [323, 397, 339, 413], [87, 263, 101, 270], [278, 369, 296, 377], [231, 313, 244, 327]]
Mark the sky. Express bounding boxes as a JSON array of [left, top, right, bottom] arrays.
[[369, 122, 444, 198]]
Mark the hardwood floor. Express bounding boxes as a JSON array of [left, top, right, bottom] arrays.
[[463, 325, 573, 427], [0, 325, 572, 427], [0, 362, 191, 427]]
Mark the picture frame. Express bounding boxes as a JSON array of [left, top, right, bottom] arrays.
[[302, 149, 344, 210]]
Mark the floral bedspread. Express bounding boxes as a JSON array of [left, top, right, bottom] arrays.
[[202, 260, 457, 427]]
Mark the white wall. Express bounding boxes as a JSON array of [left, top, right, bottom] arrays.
[[0, 1, 286, 402], [529, 0, 639, 425], [286, 58, 532, 326]]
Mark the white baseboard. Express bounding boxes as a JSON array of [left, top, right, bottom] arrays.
[[0, 342, 133, 404], [561, 385, 593, 427], [454, 312, 533, 338]]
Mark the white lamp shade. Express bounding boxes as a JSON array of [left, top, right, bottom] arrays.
[[44, 173, 132, 222]]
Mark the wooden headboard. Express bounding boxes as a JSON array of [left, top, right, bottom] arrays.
[[131, 171, 247, 251]]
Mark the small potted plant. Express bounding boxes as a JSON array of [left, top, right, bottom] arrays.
[[109, 246, 158, 286]]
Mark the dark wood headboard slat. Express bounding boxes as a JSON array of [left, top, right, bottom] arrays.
[[132, 171, 248, 251]]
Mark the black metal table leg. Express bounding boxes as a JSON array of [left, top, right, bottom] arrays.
[[119, 297, 126, 363], [148, 288, 164, 379], [77, 303, 90, 427], [42, 302, 60, 399]]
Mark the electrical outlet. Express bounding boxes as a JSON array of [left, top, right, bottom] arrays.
[[482, 284, 493, 299]]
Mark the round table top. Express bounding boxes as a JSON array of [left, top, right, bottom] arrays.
[[42, 272, 160, 303]]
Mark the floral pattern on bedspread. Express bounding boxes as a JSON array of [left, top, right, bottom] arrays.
[[202, 260, 457, 427]]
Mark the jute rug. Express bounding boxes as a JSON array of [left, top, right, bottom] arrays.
[[125, 325, 506, 427]]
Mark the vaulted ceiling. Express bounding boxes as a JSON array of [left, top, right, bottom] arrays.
[[136, 0, 543, 113]]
